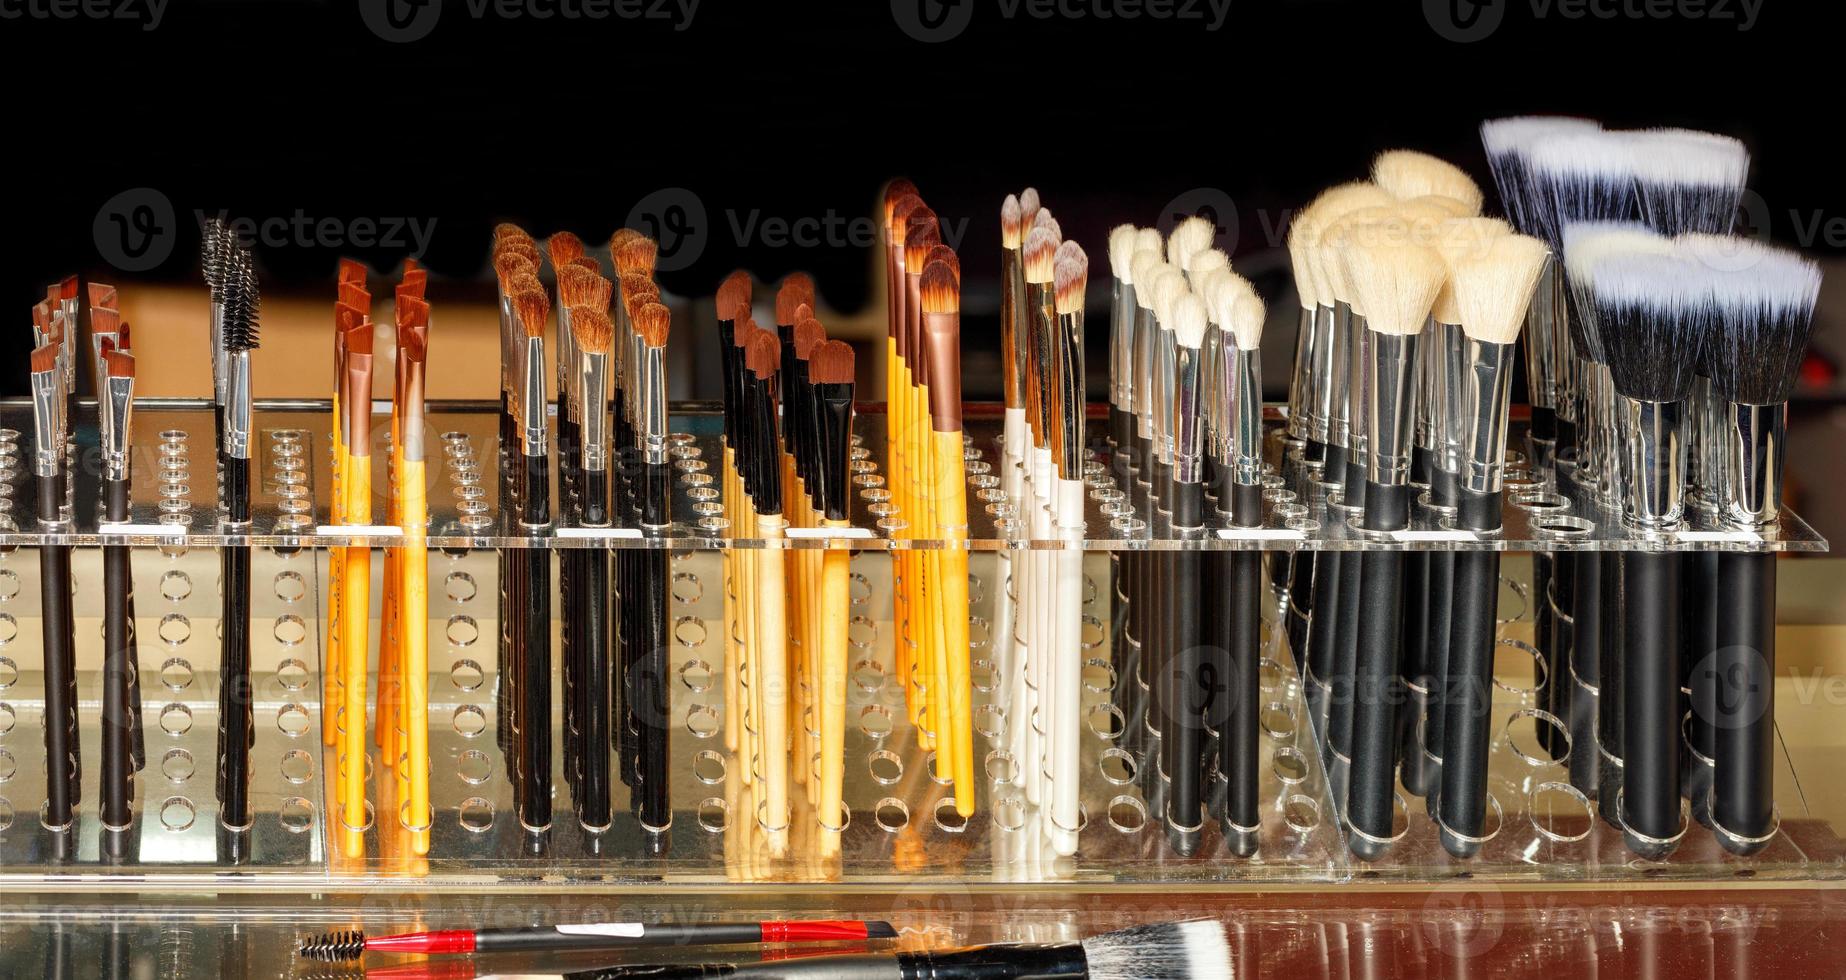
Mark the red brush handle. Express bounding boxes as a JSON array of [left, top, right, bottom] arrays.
[[367, 930, 478, 955], [760, 920, 874, 943]]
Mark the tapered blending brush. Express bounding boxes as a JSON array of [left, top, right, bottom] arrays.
[[1340, 238, 1445, 857], [631, 300, 674, 834], [1019, 224, 1059, 809], [556, 265, 612, 805], [1163, 288, 1209, 851], [30, 339, 78, 835], [1373, 150, 1486, 215], [615, 273, 661, 797], [98, 347, 139, 836], [1046, 243, 1090, 850], [1690, 236, 1820, 854], [1434, 234, 1549, 857], [1585, 250, 1716, 858], [744, 328, 792, 854], [1207, 273, 1266, 851]]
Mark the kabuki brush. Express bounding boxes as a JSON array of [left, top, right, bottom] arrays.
[[1584, 248, 1716, 858], [1434, 234, 1549, 857], [299, 920, 898, 963], [216, 242, 260, 837], [1206, 271, 1266, 854], [1688, 235, 1819, 855], [1338, 226, 1445, 858]]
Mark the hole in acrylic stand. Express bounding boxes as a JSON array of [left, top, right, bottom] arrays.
[[994, 796, 1027, 831], [1284, 794, 1322, 833], [1099, 747, 1137, 785], [934, 798, 969, 833], [1107, 795, 1148, 833], [859, 703, 894, 740], [986, 749, 1018, 785], [692, 749, 727, 784], [450, 660, 484, 691], [1273, 745, 1310, 784], [685, 703, 721, 739], [875, 797, 910, 833], [279, 797, 314, 834], [868, 749, 904, 785], [276, 703, 312, 738], [275, 658, 310, 692], [159, 703, 193, 736], [697, 797, 729, 833], [160, 658, 194, 691], [452, 704, 487, 738], [280, 748, 315, 785], [457, 749, 494, 785], [160, 748, 195, 783], [459, 797, 496, 833]]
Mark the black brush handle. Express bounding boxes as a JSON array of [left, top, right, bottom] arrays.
[[1534, 548, 1556, 753], [1622, 549, 1681, 852], [1347, 482, 1408, 854], [39, 473, 79, 829], [101, 477, 136, 830], [1227, 550, 1263, 839], [1410, 467, 1458, 798], [1713, 550, 1776, 852], [699, 944, 1088, 980], [1541, 551, 1571, 761], [1687, 550, 1721, 797], [639, 459, 673, 831], [1436, 487, 1502, 857], [1597, 552, 1625, 827], [219, 539, 254, 827], [520, 451, 554, 830], [1567, 549, 1601, 798], [1329, 527, 1364, 763], [578, 471, 614, 829], [1167, 484, 1204, 840]]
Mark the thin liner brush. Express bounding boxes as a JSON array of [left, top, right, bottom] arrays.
[[1209, 273, 1267, 854], [1691, 235, 1819, 854], [1434, 234, 1548, 857], [1587, 249, 1715, 858], [633, 301, 674, 835], [808, 338, 856, 855], [1341, 237, 1445, 858]]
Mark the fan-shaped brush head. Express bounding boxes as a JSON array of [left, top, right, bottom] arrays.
[[1685, 236, 1822, 405]]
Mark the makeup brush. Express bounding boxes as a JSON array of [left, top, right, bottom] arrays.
[[922, 255, 977, 819], [903, 211, 942, 757], [202, 218, 233, 469], [632, 300, 674, 835], [1020, 223, 1059, 810], [1690, 235, 1819, 854], [337, 308, 377, 860], [556, 262, 610, 804], [30, 339, 77, 833], [1434, 234, 1549, 857], [486, 919, 1231, 980], [1373, 150, 1486, 215], [549, 240, 587, 797], [1165, 286, 1209, 852], [744, 327, 792, 854], [1339, 234, 1446, 858], [1585, 248, 1717, 858], [807, 337, 856, 850], [566, 304, 615, 830], [217, 243, 260, 834], [1208, 272, 1266, 852], [99, 346, 138, 835], [300, 920, 899, 963], [508, 284, 555, 833], [715, 271, 753, 756], [389, 286, 432, 853]]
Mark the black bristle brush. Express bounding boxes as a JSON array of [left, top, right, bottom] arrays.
[[1689, 234, 1820, 855]]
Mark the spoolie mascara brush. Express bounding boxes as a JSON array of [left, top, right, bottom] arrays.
[[217, 243, 259, 836]]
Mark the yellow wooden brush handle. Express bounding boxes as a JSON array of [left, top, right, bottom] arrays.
[[325, 398, 346, 748], [722, 448, 742, 754], [401, 456, 430, 856], [756, 512, 791, 859], [933, 428, 975, 816], [339, 451, 372, 860], [818, 523, 850, 857]]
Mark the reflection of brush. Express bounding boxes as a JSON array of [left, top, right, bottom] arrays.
[[503, 920, 1230, 980], [301, 920, 896, 963]]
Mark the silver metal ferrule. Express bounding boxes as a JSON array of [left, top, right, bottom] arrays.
[[224, 351, 253, 461], [1173, 344, 1204, 484], [1616, 394, 1687, 530], [104, 374, 135, 482], [1157, 327, 1178, 466], [1306, 304, 1337, 445], [1364, 330, 1419, 488], [579, 349, 610, 472], [1433, 319, 1469, 476], [557, 304, 578, 423], [1326, 302, 1354, 449], [211, 300, 228, 408], [30, 371, 61, 478], [642, 347, 669, 467], [1719, 401, 1785, 529], [1109, 281, 1126, 409], [1701, 379, 1728, 509], [1286, 305, 1315, 441], [1228, 346, 1264, 486], [521, 336, 549, 456], [1591, 364, 1619, 504], [1522, 255, 1562, 411], [1203, 324, 1228, 462], [1347, 309, 1373, 467], [1461, 338, 1517, 494], [1414, 316, 1439, 455], [1134, 305, 1156, 440]]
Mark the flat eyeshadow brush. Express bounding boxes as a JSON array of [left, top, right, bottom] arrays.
[[397, 288, 434, 854], [1433, 234, 1548, 857], [808, 337, 856, 854], [922, 252, 977, 820], [1339, 233, 1444, 858], [98, 345, 140, 838], [217, 245, 259, 835], [633, 300, 675, 835], [744, 328, 792, 855], [511, 285, 555, 834], [569, 304, 616, 831], [31, 342, 78, 834], [338, 318, 376, 859], [1691, 234, 1818, 854]]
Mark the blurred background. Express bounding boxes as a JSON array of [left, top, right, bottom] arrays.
[[3, 0, 1844, 538]]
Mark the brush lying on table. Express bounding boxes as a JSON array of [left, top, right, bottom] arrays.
[[299, 919, 897, 963]]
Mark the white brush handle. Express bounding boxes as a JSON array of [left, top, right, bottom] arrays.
[[996, 407, 1026, 770], [1051, 477, 1087, 856]]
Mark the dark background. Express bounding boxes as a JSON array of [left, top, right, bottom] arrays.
[[4, 0, 1841, 400]]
